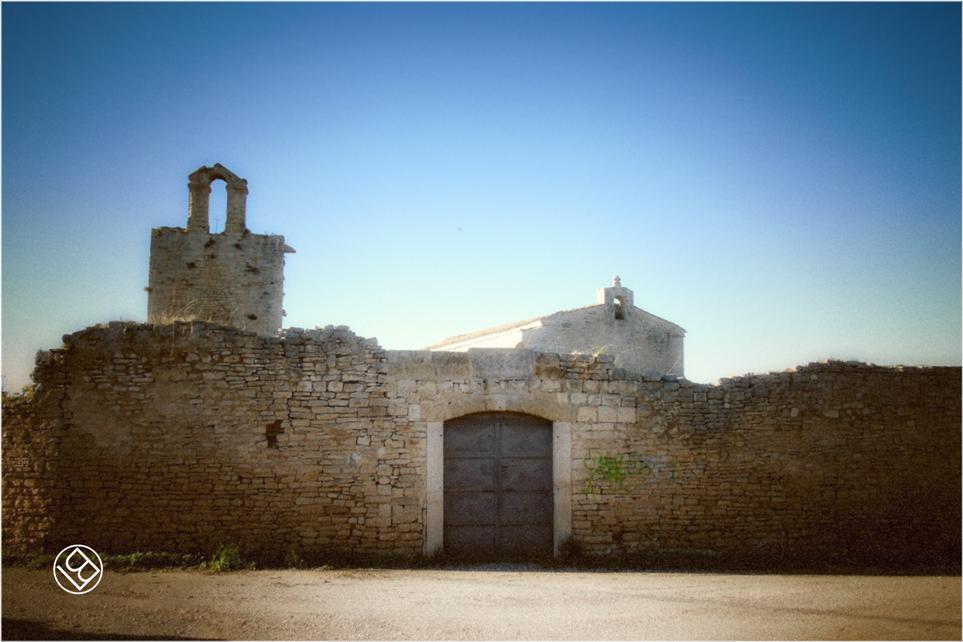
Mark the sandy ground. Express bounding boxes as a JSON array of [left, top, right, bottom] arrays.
[[2, 565, 960, 640]]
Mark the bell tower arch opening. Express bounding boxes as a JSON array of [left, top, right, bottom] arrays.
[[208, 183, 227, 233], [187, 163, 249, 234]]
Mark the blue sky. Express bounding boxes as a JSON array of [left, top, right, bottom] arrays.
[[3, 2, 960, 389]]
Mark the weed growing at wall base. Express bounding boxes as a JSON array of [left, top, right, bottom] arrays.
[[206, 545, 249, 572]]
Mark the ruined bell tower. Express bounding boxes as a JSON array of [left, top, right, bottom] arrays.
[[146, 164, 294, 335]]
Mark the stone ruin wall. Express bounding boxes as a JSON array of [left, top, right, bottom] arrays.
[[3, 321, 959, 567], [3, 322, 419, 556], [146, 163, 293, 337], [571, 363, 960, 565], [147, 229, 289, 336]]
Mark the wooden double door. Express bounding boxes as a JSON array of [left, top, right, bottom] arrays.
[[443, 412, 553, 558]]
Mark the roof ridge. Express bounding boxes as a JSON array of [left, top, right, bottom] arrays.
[[425, 315, 545, 349], [427, 302, 685, 350]]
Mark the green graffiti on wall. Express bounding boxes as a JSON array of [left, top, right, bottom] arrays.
[[582, 454, 627, 493], [582, 452, 675, 494]]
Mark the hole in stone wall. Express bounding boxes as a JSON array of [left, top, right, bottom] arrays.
[[614, 296, 625, 320], [266, 420, 284, 448]]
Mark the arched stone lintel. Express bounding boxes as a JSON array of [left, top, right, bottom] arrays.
[[188, 163, 248, 190], [420, 393, 576, 425]]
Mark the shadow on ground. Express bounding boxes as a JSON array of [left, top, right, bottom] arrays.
[[5, 549, 960, 577], [1, 618, 216, 641]]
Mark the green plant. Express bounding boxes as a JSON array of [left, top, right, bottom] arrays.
[[282, 545, 304, 568], [104, 551, 203, 570], [207, 544, 248, 572], [26, 553, 55, 569]]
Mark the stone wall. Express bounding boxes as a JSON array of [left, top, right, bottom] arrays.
[[3, 322, 422, 556], [569, 363, 961, 565], [147, 229, 292, 336], [3, 321, 959, 567]]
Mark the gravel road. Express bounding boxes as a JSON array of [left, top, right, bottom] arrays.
[[3, 565, 960, 640]]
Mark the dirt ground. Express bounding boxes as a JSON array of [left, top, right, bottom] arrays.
[[2, 565, 960, 640]]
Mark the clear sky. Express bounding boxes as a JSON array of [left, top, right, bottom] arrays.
[[2, 2, 960, 389]]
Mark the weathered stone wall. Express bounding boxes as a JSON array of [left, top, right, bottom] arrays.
[[3, 322, 422, 556], [387, 350, 960, 566], [569, 363, 961, 565], [3, 322, 959, 567], [147, 229, 291, 336], [1, 366, 67, 552]]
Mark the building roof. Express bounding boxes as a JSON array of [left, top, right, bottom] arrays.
[[427, 302, 685, 351]]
